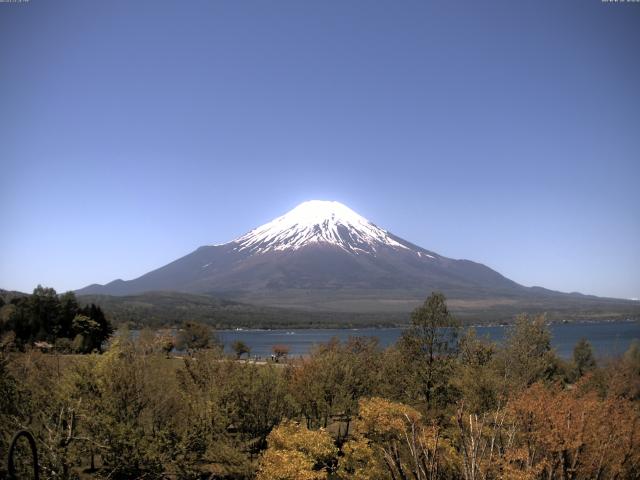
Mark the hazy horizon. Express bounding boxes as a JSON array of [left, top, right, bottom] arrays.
[[1, 0, 639, 299]]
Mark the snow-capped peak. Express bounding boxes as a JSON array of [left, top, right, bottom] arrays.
[[233, 200, 410, 255]]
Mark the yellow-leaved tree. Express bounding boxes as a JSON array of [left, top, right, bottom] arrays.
[[256, 420, 338, 480], [340, 397, 458, 479]]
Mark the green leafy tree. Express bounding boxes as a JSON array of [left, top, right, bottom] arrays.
[[79, 303, 113, 350], [87, 336, 172, 478], [29, 285, 60, 341], [454, 328, 501, 413], [0, 303, 16, 335], [2, 298, 30, 347], [176, 321, 217, 353], [496, 314, 558, 392], [58, 291, 79, 339], [72, 314, 101, 353], [0, 335, 20, 445], [177, 349, 293, 475], [572, 337, 596, 379], [398, 292, 460, 409], [232, 340, 251, 359], [290, 337, 382, 430]]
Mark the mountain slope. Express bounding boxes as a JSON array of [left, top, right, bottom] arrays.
[[77, 201, 639, 315]]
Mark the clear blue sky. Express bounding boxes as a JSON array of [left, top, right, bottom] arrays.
[[1, 0, 638, 299]]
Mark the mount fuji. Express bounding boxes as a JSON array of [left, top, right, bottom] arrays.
[[77, 201, 638, 317]]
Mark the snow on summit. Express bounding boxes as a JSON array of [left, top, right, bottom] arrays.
[[232, 200, 410, 254]]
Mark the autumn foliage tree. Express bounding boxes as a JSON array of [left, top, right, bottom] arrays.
[[256, 420, 338, 480], [272, 344, 290, 361], [505, 382, 640, 479], [341, 397, 457, 480]]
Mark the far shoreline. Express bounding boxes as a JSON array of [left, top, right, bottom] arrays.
[[210, 316, 640, 332]]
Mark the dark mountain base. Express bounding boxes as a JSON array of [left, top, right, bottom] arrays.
[[77, 292, 405, 329], [78, 290, 640, 329]]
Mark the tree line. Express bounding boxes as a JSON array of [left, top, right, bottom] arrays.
[[0, 286, 113, 353], [0, 292, 638, 479]]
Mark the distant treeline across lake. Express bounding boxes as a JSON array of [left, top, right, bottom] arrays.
[[217, 320, 640, 359]]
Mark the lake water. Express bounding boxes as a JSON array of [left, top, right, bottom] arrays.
[[218, 321, 640, 359]]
